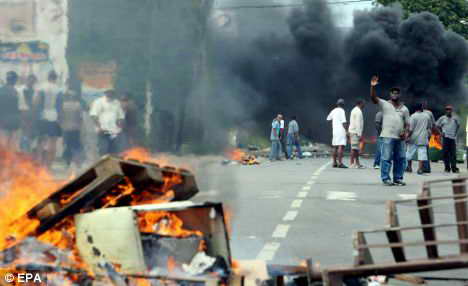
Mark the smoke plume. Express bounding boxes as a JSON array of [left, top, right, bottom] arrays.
[[211, 0, 468, 143], [346, 6, 468, 107]]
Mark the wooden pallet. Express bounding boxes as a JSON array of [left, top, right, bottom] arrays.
[[13, 155, 199, 237], [316, 176, 468, 285]]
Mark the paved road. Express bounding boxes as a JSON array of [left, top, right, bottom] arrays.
[[192, 156, 467, 283]]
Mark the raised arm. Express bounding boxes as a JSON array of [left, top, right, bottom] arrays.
[[370, 75, 379, 104]]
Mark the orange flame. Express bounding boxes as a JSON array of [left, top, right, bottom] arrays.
[[226, 148, 246, 161], [429, 134, 442, 150], [0, 142, 64, 250], [1, 144, 202, 280], [122, 147, 170, 167], [137, 211, 202, 238]]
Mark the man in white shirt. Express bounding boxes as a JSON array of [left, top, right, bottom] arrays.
[[278, 114, 288, 159], [349, 99, 365, 168], [327, 98, 348, 168], [90, 90, 125, 156]]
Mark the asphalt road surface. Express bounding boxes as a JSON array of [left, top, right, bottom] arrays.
[[192, 156, 468, 284]]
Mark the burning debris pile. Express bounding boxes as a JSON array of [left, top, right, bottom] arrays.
[[0, 146, 232, 285], [223, 149, 260, 165]]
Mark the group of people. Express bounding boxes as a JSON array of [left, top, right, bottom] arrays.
[[327, 75, 462, 186], [269, 114, 303, 161], [0, 70, 138, 170]]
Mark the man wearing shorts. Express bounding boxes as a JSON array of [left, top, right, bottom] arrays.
[[349, 99, 365, 168], [36, 71, 63, 166], [406, 103, 432, 175], [327, 98, 348, 168]]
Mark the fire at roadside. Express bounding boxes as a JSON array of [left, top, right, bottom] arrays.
[[0, 144, 234, 285]]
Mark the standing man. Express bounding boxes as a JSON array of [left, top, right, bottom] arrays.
[[349, 99, 365, 168], [269, 114, 281, 161], [36, 71, 63, 167], [406, 103, 432, 175], [120, 93, 138, 149], [18, 74, 37, 152], [436, 105, 460, 173], [422, 101, 436, 173], [286, 116, 303, 159], [90, 90, 126, 156], [373, 111, 383, 169], [278, 114, 289, 159], [370, 76, 410, 186], [59, 90, 84, 169], [327, 98, 348, 168], [0, 71, 20, 147]]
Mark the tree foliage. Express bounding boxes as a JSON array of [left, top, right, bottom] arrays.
[[374, 0, 468, 39]]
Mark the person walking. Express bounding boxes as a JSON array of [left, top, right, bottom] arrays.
[[373, 111, 383, 169], [90, 90, 126, 156], [349, 99, 365, 168], [286, 116, 303, 159], [406, 103, 432, 175], [278, 114, 289, 159], [269, 114, 281, 161], [59, 90, 84, 169], [36, 71, 63, 167], [370, 76, 410, 186], [0, 71, 20, 147], [436, 105, 460, 173], [327, 98, 348, 168]]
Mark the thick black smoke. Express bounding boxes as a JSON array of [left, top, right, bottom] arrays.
[[212, 0, 343, 141], [346, 6, 468, 108], [212, 0, 468, 143]]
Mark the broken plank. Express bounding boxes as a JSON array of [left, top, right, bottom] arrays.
[[353, 232, 374, 266], [452, 179, 468, 254], [385, 201, 406, 263], [417, 193, 439, 259]]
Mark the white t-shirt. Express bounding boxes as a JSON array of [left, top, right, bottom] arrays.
[[39, 82, 62, 122], [327, 107, 347, 136], [348, 106, 364, 136], [89, 96, 125, 136], [378, 99, 410, 139]]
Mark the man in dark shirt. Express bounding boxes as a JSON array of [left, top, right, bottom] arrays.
[[0, 71, 20, 147], [19, 74, 38, 152], [436, 105, 460, 173], [120, 93, 138, 149]]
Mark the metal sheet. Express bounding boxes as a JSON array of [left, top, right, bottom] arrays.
[[75, 207, 146, 274]]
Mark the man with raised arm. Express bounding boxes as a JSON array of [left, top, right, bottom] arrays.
[[370, 76, 410, 186]]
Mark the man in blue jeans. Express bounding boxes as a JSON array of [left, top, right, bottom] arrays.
[[370, 76, 410, 186], [373, 111, 383, 169], [269, 115, 281, 161], [287, 116, 303, 159]]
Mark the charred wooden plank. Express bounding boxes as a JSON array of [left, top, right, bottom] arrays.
[[323, 256, 468, 280], [353, 232, 373, 266], [12, 156, 198, 239], [417, 192, 439, 259], [385, 201, 406, 262], [452, 178, 468, 254]]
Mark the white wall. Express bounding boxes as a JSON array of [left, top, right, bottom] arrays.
[[0, 0, 68, 85]]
